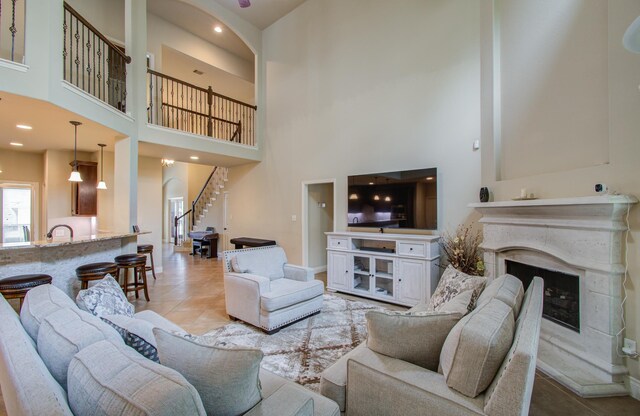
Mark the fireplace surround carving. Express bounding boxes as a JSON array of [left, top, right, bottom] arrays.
[[471, 195, 637, 397]]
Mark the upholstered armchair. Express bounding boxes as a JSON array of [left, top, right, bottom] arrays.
[[223, 246, 324, 334]]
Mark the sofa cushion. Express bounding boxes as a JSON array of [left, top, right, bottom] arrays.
[[260, 369, 340, 416], [0, 295, 73, 416], [428, 265, 486, 312], [232, 246, 288, 280], [261, 278, 324, 312], [76, 275, 134, 318], [20, 284, 77, 342], [154, 328, 263, 416], [319, 344, 366, 412], [440, 298, 515, 398], [476, 274, 524, 315], [366, 310, 462, 370], [67, 340, 206, 416], [37, 307, 124, 390]]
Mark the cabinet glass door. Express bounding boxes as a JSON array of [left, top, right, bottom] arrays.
[[373, 258, 394, 298], [352, 255, 371, 293]]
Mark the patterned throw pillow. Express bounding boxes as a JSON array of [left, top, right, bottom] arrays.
[[76, 275, 134, 318], [101, 314, 161, 363], [428, 265, 486, 313]]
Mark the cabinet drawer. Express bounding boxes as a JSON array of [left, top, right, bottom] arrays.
[[328, 237, 349, 250], [398, 242, 426, 257]]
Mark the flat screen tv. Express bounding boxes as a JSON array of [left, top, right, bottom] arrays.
[[348, 168, 437, 230]]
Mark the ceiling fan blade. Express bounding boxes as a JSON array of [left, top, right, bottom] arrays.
[[238, 0, 251, 8]]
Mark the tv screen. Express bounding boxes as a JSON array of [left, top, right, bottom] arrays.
[[348, 168, 437, 230]]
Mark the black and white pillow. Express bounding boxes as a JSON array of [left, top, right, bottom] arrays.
[[101, 315, 159, 362], [76, 275, 134, 318]]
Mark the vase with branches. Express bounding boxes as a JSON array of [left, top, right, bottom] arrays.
[[440, 225, 485, 276]]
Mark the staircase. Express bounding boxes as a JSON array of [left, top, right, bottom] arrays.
[[191, 167, 228, 231]]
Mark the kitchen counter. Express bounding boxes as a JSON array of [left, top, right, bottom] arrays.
[[0, 232, 147, 250], [0, 231, 145, 297]]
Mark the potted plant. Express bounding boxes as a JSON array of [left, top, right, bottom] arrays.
[[440, 225, 485, 276]]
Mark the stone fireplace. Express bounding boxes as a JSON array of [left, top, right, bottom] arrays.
[[471, 195, 637, 397]]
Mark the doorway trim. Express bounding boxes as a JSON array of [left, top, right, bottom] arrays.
[[0, 180, 39, 242], [301, 178, 337, 271]]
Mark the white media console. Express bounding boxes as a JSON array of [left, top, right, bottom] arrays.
[[326, 231, 441, 307]]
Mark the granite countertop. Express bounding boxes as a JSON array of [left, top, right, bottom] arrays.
[[0, 231, 148, 251]]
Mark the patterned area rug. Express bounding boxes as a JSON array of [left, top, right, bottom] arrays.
[[197, 294, 388, 391]]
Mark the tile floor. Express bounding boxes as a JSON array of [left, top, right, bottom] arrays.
[[2, 243, 640, 415]]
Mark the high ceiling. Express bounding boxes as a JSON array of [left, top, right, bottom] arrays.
[[148, 0, 255, 61], [147, 0, 308, 61], [214, 0, 307, 30]]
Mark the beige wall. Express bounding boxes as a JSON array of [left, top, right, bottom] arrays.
[[227, 0, 482, 263], [163, 162, 189, 241], [137, 156, 163, 272], [480, 0, 640, 381], [188, 164, 215, 206], [65, 0, 125, 44]]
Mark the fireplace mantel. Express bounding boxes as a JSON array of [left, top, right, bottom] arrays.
[[471, 194, 637, 398]]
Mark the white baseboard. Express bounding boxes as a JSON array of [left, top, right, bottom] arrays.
[[627, 375, 640, 401], [312, 265, 327, 274]]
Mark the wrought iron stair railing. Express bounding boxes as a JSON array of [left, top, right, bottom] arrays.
[[62, 2, 131, 113], [0, 0, 25, 63]]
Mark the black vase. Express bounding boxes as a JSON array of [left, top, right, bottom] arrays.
[[479, 187, 489, 203]]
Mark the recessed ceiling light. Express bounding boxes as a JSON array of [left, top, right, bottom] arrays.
[[10, 142, 23, 147], [368, 182, 374, 185], [214, 26, 222, 33], [190, 156, 199, 160], [426, 177, 434, 180], [16, 124, 32, 130]]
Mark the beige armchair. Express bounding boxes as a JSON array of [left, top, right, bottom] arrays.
[[223, 246, 324, 334]]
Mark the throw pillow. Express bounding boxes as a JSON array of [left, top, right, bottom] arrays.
[[428, 265, 486, 312], [76, 274, 134, 318], [366, 310, 462, 370], [154, 328, 263, 416], [440, 298, 515, 397], [410, 290, 474, 316], [230, 256, 248, 273], [101, 314, 161, 362]]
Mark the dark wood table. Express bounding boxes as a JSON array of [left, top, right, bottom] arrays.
[[230, 237, 277, 250]]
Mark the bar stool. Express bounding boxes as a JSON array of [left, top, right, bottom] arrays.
[[76, 262, 118, 290], [137, 244, 157, 280], [114, 254, 149, 301], [0, 274, 53, 310]]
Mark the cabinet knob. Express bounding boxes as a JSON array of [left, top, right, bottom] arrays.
[[409, 247, 413, 251]]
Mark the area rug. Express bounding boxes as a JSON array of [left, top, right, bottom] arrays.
[[195, 294, 389, 391]]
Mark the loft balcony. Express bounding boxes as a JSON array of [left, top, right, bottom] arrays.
[[0, 0, 260, 167]]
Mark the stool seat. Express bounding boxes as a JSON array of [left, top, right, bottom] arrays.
[[115, 254, 146, 266], [137, 244, 153, 253], [76, 262, 118, 277], [0, 274, 53, 310], [0, 274, 52, 290], [76, 262, 118, 290]]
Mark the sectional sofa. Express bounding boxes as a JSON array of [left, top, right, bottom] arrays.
[[0, 284, 339, 416]]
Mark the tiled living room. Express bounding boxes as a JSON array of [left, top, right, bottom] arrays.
[[2, 0, 640, 415]]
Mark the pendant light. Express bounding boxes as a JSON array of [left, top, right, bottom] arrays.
[[97, 143, 107, 190], [68, 121, 83, 182]]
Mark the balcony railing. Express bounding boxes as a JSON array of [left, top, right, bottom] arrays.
[[62, 2, 131, 113], [147, 69, 256, 146], [0, 0, 25, 63]]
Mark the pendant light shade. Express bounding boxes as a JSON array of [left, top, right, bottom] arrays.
[[97, 143, 107, 190], [68, 121, 83, 182]]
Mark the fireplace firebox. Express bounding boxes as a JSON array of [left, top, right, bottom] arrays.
[[506, 260, 580, 333]]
